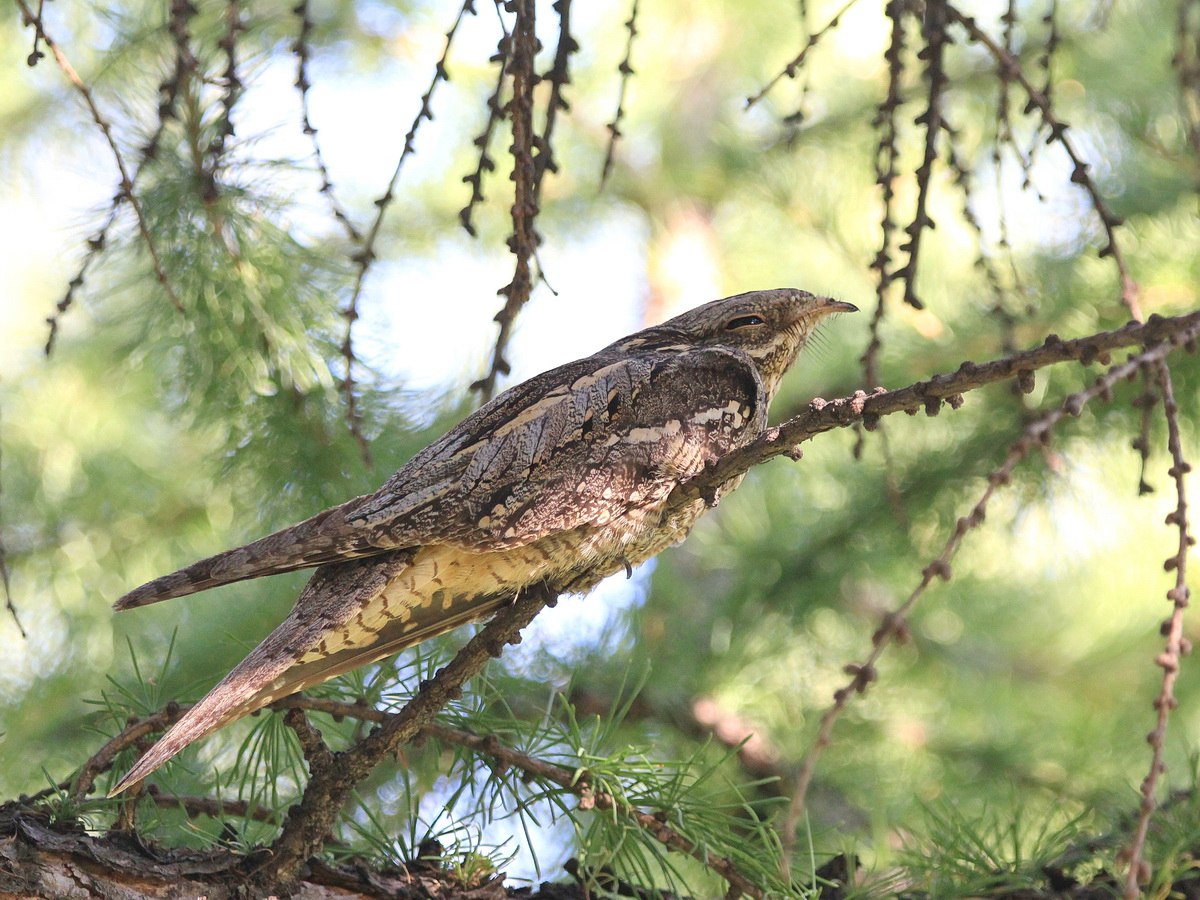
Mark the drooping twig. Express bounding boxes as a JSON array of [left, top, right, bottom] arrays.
[[458, 23, 511, 238], [292, 0, 362, 243], [986, 0, 1031, 340], [25, 0, 45, 65], [1176, 0, 1200, 181], [534, 0, 576, 204], [1022, 0, 1059, 179], [44, 0, 194, 355], [945, 2, 1142, 319], [895, 0, 950, 311], [941, 118, 1017, 351], [340, 0, 478, 465], [599, 0, 639, 188], [1122, 360, 1193, 898], [0, 392, 25, 639], [745, 0, 861, 110], [862, 0, 909, 390], [1130, 377, 1159, 495], [471, 0, 539, 402], [202, 0, 243, 199], [779, 325, 1200, 866], [17, 0, 185, 329]]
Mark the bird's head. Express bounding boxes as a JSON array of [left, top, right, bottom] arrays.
[[613, 288, 857, 397]]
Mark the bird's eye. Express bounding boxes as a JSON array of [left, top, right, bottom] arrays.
[[725, 314, 765, 330]]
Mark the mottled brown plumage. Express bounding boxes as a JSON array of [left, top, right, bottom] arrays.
[[110, 288, 854, 795]]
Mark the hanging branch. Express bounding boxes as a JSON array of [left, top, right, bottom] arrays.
[[201, 0, 243, 201], [980, 0, 1036, 355], [895, 0, 950, 311], [945, 2, 1142, 319], [534, 0, 576, 202], [599, 0, 639, 188], [1130, 379, 1159, 495], [663, 310, 1200, 519], [44, 0, 194, 346], [458, 24, 511, 238], [0, 393, 24, 639], [744, 0, 860, 109], [1021, 0, 1059, 180], [1176, 0, 1200, 177], [941, 119, 1017, 351], [861, 0, 909, 391], [472, 0, 539, 402], [17, 0, 185, 337], [24, 0, 44, 65], [292, 0, 362, 243], [779, 325, 1200, 864], [992, 0, 1039, 196], [1122, 360, 1194, 899], [339, 0, 478, 466]]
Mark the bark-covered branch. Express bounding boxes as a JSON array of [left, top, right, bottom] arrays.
[[668, 310, 1200, 516]]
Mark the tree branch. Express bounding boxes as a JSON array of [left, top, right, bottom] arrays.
[[666, 310, 1200, 518], [251, 583, 557, 888]]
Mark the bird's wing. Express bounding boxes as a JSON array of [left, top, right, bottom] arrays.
[[113, 494, 383, 609], [350, 346, 767, 551], [114, 347, 763, 610]]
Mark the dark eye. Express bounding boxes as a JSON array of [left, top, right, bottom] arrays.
[[725, 314, 765, 330]]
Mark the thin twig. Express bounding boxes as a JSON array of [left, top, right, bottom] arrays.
[[206, 0, 242, 189], [340, 0, 478, 465], [1122, 360, 1193, 898], [45, 0, 197, 355], [472, 0, 539, 402], [146, 785, 280, 824], [941, 118, 1016, 350], [862, 0, 908, 390], [599, 0, 639, 188], [945, 2, 1142, 319], [895, 0, 950, 311], [0, 390, 25, 638], [458, 24, 511, 238], [534, 0, 576, 205], [293, 0, 362, 243], [745, 0, 861, 109], [16, 0, 184, 318]]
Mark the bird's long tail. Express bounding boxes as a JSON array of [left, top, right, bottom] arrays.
[[109, 551, 511, 796], [114, 495, 383, 611]]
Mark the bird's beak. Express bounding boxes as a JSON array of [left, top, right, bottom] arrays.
[[816, 297, 859, 315]]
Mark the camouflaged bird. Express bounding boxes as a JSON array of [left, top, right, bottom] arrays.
[[110, 288, 855, 795]]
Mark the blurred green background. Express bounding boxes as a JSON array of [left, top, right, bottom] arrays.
[[2, 0, 1199, 891]]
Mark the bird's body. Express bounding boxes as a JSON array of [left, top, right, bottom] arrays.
[[110, 288, 854, 795]]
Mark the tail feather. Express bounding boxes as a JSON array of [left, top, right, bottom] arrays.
[[114, 495, 385, 610], [108, 635, 298, 796], [109, 551, 509, 796]]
